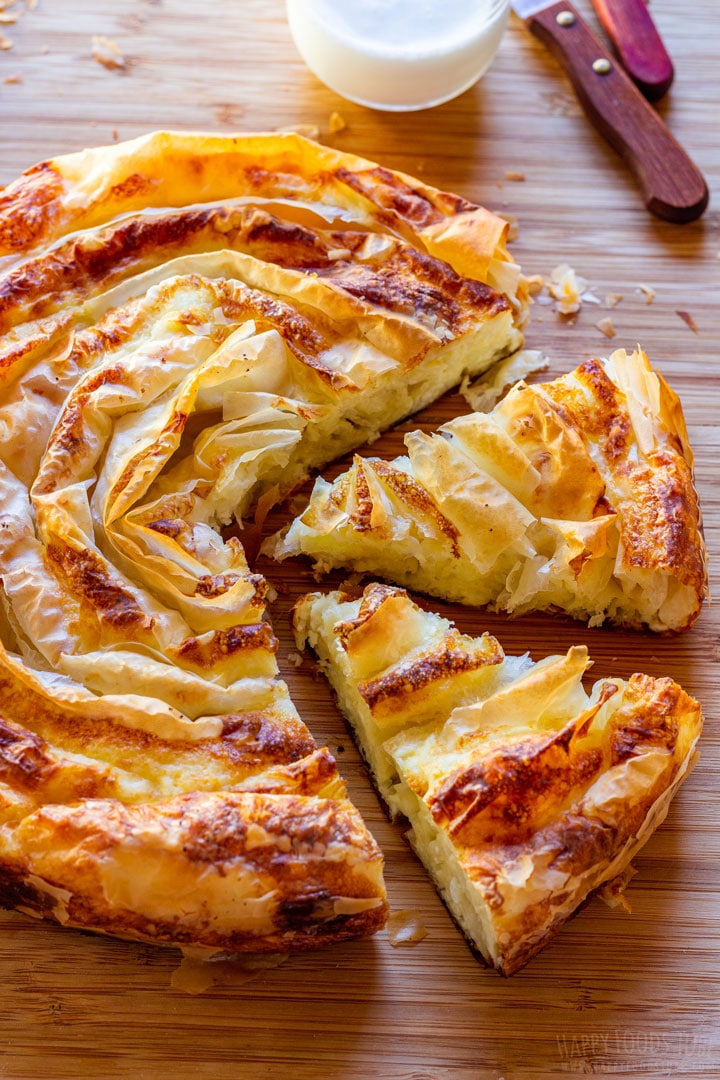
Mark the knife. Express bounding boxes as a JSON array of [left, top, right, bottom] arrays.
[[591, 0, 674, 101], [511, 0, 709, 223]]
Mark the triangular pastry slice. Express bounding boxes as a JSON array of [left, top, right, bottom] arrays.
[[293, 583, 703, 974], [271, 348, 707, 632], [0, 131, 529, 952]]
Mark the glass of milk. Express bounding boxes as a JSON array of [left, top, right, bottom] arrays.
[[286, 0, 511, 112]]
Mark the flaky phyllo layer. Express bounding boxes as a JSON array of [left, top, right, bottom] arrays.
[[0, 131, 529, 950], [294, 584, 703, 974], [271, 348, 708, 632]]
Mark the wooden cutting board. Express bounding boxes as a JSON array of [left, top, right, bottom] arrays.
[[0, 2, 718, 1077]]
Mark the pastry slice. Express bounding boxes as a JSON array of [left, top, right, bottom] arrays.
[[293, 583, 703, 974], [0, 633, 387, 954], [270, 348, 707, 632], [0, 129, 526, 518]]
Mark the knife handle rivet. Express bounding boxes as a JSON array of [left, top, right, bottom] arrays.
[[592, 57, 613, 75], [555, 10, 576, 27]]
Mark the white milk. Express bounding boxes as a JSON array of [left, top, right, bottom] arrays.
[[286, 0, 510, 111]]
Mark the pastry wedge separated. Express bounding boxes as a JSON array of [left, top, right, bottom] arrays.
[[293, 583, 703, 974], [271, 348, 707, 632]]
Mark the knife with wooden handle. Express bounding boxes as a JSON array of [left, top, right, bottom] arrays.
[[511, 0, 709, 223], [591, 0, 674, 100]]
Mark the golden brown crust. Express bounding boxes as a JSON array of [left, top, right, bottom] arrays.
[[294, 584, 703, 974], [2, 790, 387, 952], [275, 348, 707, 632], [6, 132, 547, 950], [0, 124, 524, 954], [541, 358, 706, 594]]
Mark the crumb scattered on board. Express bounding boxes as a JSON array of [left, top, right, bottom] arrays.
[[504, 170, 525, 182], [676, 310, 698, 333], [547, 263, 591, 314], [387, 909, 428, 947], [0, 0, 39, 50], [328, 110, 346, 133], [92, 34, 126, 71], [637, 283, 655, 304], [595, 316, 616, 338]]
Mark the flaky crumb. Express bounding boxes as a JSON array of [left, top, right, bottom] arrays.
[[387, 909, 428, 947], [0, 12, 18, 23], [286, 650, 303, 668], [548, 263, 587, 315], [2, 71, 21, 83], [504, 170, 525, 182], [637, 283, 655, 304], [0, 32, 13, 48], [676, 310, 698, 333], [595, 316, 616, 338], [595, 315, 617, 336], [91, 34, 125, 71], [328, 110, 346, 133], [25, 0, 38, 9], [605, 293, 623, 309]]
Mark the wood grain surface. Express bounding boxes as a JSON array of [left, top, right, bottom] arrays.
[[0, 2, 718, 1078]]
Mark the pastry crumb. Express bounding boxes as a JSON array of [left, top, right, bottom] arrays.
[[387, 909, 428, 947], [637, 283, 655, 304], [286, 650, 304, 668], [504, 170, 525, 182], [2, 71, 21, 83], [605, 292, 623, 309], [548, 263, 587, 315], [580, 290, 601, 305], [595, 316, 616, 338], [0, 32, 13, 48], [328, 110, 346, 133], [92, 34, 126, 71], [676, 310, 698, 333]]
